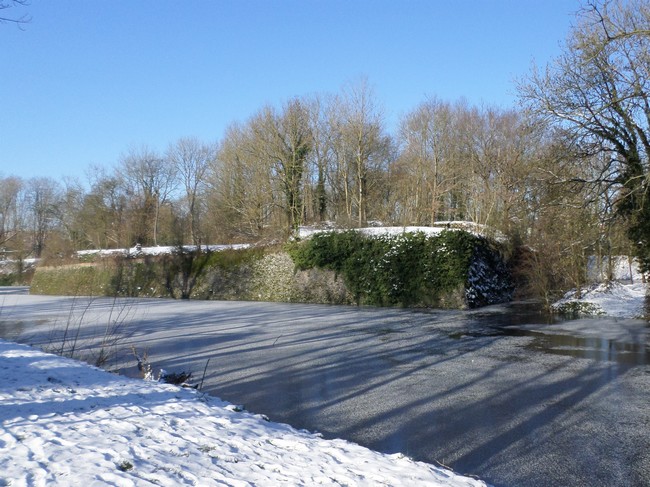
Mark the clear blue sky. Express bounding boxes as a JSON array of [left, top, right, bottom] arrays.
[[1, 0, 582, 181]]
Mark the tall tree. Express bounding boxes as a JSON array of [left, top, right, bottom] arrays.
[[460, 106, 541, 238], [118, 146, 177, 246], [55, 178, 87, 252], [166, 137, 215, 245], [0, 176, 23, 248], [78, 168, 128, 249], [519, 0, 650, 270], [328, 79, 392, 226], [393, 98, 462, 225], [256, 99, 313, 234], [209, 122, 275, 240], [25, 177, 61, 257]]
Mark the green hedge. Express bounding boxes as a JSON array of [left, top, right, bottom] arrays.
[[30, 248, 268, 299], [288, 230, 479, 307], [30, 264, 114, 296]]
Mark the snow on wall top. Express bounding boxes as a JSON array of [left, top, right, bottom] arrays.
[[76, 243, 251, 258], [298, 221, 503, 240]]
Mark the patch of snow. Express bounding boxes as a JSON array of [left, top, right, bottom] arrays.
[[360, 226, 448, 237], [77, 244, 251, 258], [552, 281, 647, 318], [0, 339, 487, 486], [586, 255, 645, 282], [0, 258, 38, 275], [297, 221, 502, 240]]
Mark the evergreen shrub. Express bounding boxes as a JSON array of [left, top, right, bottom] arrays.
[[288, 230, 484, 307]]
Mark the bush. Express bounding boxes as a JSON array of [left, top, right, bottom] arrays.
[[552, 300, 605, 318], [289, 230, 486, 307], [30, 264, 114, 296]]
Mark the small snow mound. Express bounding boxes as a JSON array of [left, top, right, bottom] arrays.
[[552, 281, 647, 318]]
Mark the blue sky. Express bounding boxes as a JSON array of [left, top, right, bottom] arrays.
[[1, 1, 582, 181]]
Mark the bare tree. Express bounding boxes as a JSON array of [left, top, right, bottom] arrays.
[[459, 106, 542, 238], [394, 98, 463, 225], [519, 134, 606, 302], [118, 146, 177, 246], [252, 99, 313, 235], [167, 137, 215, 245], [25, 177, 61, 257], [519, 0, 650, 269], [328, 79, 392, 226], [209, 122, 275, 240], [304, 94, 333, 223], [0, 175, 23, 248], [77, 167, 128, 249], [0, 0, 31, 27], [54, 177, 87, 252]]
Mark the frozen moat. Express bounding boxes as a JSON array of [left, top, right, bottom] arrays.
[[1, 293, 649, 487]]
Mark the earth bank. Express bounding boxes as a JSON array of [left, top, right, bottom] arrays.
[[29, 230, 513, 309]]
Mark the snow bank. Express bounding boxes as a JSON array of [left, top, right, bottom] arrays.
[[551, 281, 647, 318], [0, 340, 487, 487], [552, 256, 648, 318]]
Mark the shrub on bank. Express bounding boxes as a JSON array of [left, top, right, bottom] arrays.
[[30, 263, 114, 296], [288, 230, 512, 308]]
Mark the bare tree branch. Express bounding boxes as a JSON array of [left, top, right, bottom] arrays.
[[0, 0, 31, 28]]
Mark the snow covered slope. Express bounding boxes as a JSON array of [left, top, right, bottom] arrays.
[[0, 339, 487, 487], [551, 281, 647, 318], [553, 256, 647, 318]]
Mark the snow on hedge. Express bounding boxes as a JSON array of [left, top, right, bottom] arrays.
[[297, 221, 504, 240]]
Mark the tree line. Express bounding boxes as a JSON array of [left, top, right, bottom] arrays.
[[2, 0, 648, 301], [0, 94, 589, 251]]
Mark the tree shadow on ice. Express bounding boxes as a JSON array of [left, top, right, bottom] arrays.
[[155, 309, 642, 487], [3, 297, 647, 486]]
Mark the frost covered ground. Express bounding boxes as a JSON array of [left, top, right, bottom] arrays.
[[552, 256, 647, 318], [0, 339, 487, 487], [552, 280, 647, 318]]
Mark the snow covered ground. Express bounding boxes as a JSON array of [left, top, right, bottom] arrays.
[[551, 281, 647, 318], [552, 256, 647, 318], [0, 339, 487, 487]]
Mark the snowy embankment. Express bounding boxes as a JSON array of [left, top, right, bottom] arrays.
[[0, 340, 487, 487], [551, 257, 648, 318]]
